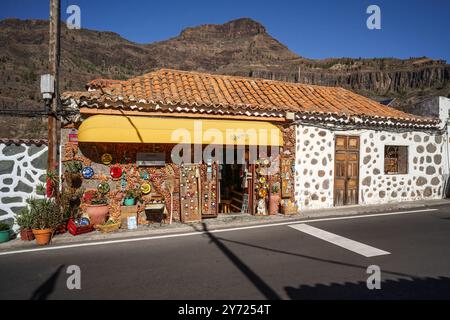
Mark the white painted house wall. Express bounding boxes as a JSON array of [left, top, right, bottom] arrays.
[[295, 124, 445, 210]]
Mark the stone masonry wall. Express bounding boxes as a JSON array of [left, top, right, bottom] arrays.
[[0, 141, 47, 226], [295, 124, 445, 210]]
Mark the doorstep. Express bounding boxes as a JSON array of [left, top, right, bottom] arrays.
[[1, 198, 449, 252]]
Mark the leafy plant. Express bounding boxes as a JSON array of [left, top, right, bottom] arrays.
[[124, 186, 143, 203], [61, 186, 85, 221], [271, 183, 280, 194], [15, 207, 34, 229], [26, 197, 63, 230], [0, 222, 11, 231], [64, 160, 83, 174], [83, 189, 107, 205]]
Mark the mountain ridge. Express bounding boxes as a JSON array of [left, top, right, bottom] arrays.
[[0, 17, 449, 138]]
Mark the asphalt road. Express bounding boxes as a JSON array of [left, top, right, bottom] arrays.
[[1, 204, 450, 300]]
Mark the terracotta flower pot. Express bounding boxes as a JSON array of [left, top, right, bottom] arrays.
[[20, 228, 35, 241], [269, 194, 280, 215], [86, 204, 109, 225], [32, 228, 54, 245]]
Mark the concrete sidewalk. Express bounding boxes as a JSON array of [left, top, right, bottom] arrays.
[[1, 198, 449, 252]]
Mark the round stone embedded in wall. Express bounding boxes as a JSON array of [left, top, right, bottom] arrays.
[[435, 136, 443, 144], [322, 180, 329, 189], [426, 143, 437, 153], [431, 177, 440, 186], [416, 177, 427, 186], [434, 154, 442, 165], [362, 176, 371, 186], [417, 146, 424, 153], [379, 191, 386, 198], [424, 187, 433, 197], [373, 168, 380, 175], [426, 166, 436, 175], [311, 159, 318, 165], [318, 170, 325, 177], [414, 135, 421, 143]]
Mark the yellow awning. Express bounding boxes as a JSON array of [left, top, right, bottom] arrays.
[[77, 115, 283, 146]]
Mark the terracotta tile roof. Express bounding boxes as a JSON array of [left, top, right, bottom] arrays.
[[62, 68, 438, 126]]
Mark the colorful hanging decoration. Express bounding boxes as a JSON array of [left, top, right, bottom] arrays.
[[97, 182, 110, 194], [110, 166, 122, 179], [121, 171, 127, 190], [101, 153, 113, 165], [81, 166, 94, 179]]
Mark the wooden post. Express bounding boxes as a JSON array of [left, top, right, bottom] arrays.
[[48, 0, 60, 174]]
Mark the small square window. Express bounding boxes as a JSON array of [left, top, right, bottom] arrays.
[[384, 146, 408, 174]]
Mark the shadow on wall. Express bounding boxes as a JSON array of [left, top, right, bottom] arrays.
[[285, 276, 450, 300]]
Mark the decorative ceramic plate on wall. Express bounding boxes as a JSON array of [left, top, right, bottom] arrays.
[[81, 167, 94, 179], [110, 166, 122, 179], [140, 183, 152, 194], [101, 153, 113, 165], [97, 182, 110, 194]]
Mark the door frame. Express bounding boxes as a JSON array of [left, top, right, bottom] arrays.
[[333, 135, 360, 206]]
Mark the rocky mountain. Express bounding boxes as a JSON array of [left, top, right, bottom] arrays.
[[0, 17, 449, 138]]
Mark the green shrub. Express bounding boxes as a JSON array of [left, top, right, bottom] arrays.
[[0, 222, 11, 231], [26, 198, 63, 230], [15, 207, 34, 229]]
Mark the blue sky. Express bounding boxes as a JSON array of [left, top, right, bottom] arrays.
[[2, 0, 450, 62]]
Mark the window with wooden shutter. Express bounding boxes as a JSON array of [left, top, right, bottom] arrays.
[[384, 145, 408, 174]]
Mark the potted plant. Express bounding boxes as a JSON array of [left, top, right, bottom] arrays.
[[0, 222, 11, 243], [16, 208, 35, 241], [269, 183, 281, 215], [123, 187, 143, 206], [28, 197, 63, 245], [59, 186, 85, 234], [84, 190, 109, 225], [64, 160, 83, 188]]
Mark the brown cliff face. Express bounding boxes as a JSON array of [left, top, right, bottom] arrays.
[[0, 18, 449, 138]]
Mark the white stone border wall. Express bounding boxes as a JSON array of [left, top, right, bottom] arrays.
[[0, 142, 47, 229], [295, 124, 445, 210]]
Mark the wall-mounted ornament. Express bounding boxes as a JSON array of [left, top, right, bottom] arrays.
[[101, 153, 113, 165], [97, 182, 110, 194], [110, 166, 122, 179], [81, 166, 94, 179], [141, 183, 152, 195]]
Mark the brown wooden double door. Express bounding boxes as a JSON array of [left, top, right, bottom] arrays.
[[334, 135, 360, 206]]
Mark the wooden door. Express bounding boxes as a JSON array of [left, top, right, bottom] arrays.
[[334, 136, 360, 206]]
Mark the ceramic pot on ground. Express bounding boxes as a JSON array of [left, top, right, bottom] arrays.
[[123, 198, 135, 206], [32, 228, 54, 245], [269, 194, 280, 215], [20, 228, 35, 241], [86, 204, 109, 225]]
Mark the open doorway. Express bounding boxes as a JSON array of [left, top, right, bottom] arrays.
[[219, 164, 247, 213]]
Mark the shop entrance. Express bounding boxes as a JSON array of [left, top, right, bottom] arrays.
[[219, 164, 248, 213]]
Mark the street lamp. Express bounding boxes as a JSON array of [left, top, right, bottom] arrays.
[[40, 74, 55, 111]]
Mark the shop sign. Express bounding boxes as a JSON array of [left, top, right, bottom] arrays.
[[136, 152, 165, 166], [68, 129, 78, 144]]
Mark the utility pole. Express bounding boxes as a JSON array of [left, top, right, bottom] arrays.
[[48, 0, 60, 174]]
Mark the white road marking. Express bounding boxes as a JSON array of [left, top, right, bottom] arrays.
[[289, 223, 390, 257], [0, 208, 435, 256]]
